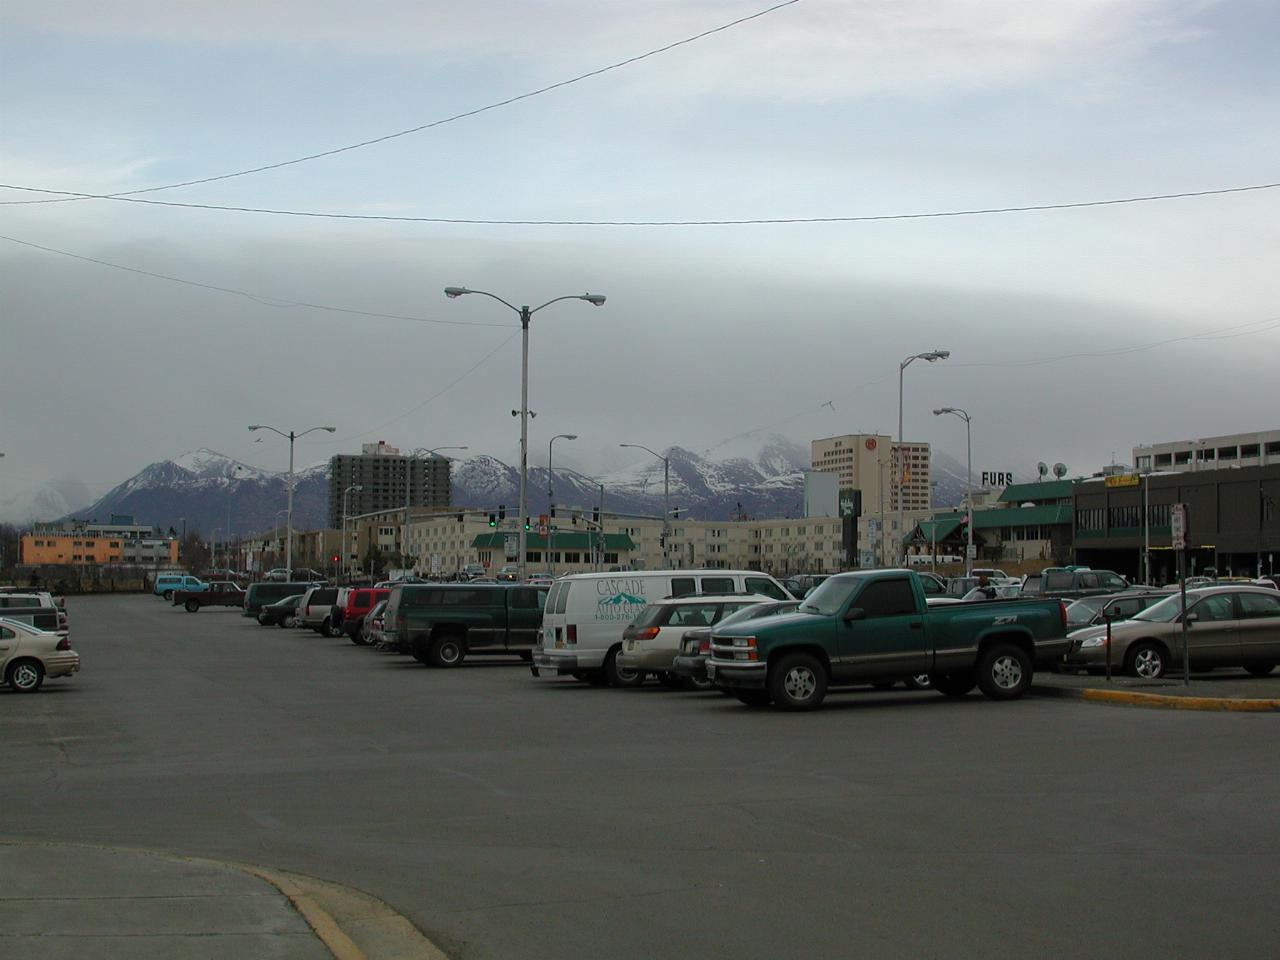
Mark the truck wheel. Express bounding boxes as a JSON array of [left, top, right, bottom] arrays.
[[603, 646, 644, 688], [163, 590, 174, 601], [905, 673, 932, 690], [735, 690, 772, 708], [428, 634, 466, 667], [184, 598, 200, 613], [930, 671, 976, 697], [1126, 641, 1166, 679], [768, 653, 828, 710], [7, 659, 45, 693], [976, 643, 1033, 700]]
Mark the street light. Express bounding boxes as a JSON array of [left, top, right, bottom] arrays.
[[933, 407, 973, 577], [445, 286, 605, 579], [557, 465, 607, 572], [620, 443, 670, 569], [402, 446, 468, 574], [898, 350, 949, 565], [342, 484, 363, 582], [248, 423, 336, 581], [547, 434, 578, 576]]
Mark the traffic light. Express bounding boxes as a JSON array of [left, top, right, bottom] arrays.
[[498, 504, 506, 521], [330, 554, 339, 564], [549, 505, 556, 518], [524, 517, 531, 531], [592, 507, 600, 524], [488, 513, 497, 528]]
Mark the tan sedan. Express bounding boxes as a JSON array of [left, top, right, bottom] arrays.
[[1063, 586, 1280, 678], [0, 616, 80, 692]]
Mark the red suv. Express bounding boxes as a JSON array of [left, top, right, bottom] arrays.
[[340, 588, 390, 645]]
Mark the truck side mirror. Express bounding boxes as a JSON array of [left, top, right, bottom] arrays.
[[843, 607, 866, 622]]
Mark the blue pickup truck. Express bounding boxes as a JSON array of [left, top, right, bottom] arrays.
[[708, 569, 1069, 710]]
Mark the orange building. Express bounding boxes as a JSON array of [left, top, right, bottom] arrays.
[[20, 530, 177, 566]]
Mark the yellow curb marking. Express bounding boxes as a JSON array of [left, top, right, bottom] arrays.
[[1077, 688, 1280, 712]]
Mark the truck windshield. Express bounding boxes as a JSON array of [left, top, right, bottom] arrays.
[[799, 577, 862, 616]]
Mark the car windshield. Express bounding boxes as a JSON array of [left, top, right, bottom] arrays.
[[1066, 596, 1108, 625], [1132, 593, 1189, 622], [800, 577, 861, 616]]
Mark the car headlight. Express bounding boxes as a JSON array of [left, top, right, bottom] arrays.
[[1079, 637, 1107, 649]]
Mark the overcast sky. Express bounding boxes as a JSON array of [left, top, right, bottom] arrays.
[[2, 0, 1278, 513]]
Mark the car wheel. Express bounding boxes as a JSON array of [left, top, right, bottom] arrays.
[[184, 598, 200, 613], [976, 643, 1033, 700], [257, 612, 270, 625], [930, 671, 976, 697], [768, 653, 828, 710], [1245, 663, 1276, 676], [282, 614, 296, 629], [1126, 641, 1166, 679], [428, 634, 466, 667], [324, 618, 343, 638], [603, 646, 644, 688], [163, 590, 174, 601], [905, 673, 933, 690], [7, 659, 45, 693], [735, 690, 772, 708]]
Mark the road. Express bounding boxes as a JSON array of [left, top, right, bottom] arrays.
[[4, 595, 1279, 959]]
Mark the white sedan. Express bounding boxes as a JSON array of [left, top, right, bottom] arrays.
[[0, 616, 80, 693]]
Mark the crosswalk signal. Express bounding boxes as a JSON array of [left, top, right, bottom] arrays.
[[488, 513, 497, 528]]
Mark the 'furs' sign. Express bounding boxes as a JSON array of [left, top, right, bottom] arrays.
[[981, 471, 1014, 487]]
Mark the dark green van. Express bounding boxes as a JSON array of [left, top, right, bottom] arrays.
[[383, 583, 549, 666], [243, 582, 318, 616]]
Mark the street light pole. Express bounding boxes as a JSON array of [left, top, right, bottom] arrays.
[[249, 424, 336, 581], [547, 434, 578, 577], [620, 443, 670, 569], [899, 350, 949, 566], [934, 407, 973, 577], [402, 446, 468, 575], [444, 287, 605, 580]]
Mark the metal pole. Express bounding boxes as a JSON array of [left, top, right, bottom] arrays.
[[404, 453, 412, 574], [286, 431, 295, 581], [965, 414, 973, 578], [1143, 474, 1151, 584], [897, 363, 905, 567], [598, 482, 605, 572], [548, 437, 555, 577], [663, 456, 670, 569], [518, 306, 531, 581], [1180, 547, 1189, 686]]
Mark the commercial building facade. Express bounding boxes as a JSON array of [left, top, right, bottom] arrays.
[[20, 517, 179, 567], [1133, 429, 1280, 473], [327, 441, 452, 529]]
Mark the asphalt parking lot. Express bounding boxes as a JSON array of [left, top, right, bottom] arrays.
[[4, 595, 1279, 959]]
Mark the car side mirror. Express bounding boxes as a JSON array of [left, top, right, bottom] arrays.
[[843, 607, 866, 622], [1184, 613, 1199, 625]]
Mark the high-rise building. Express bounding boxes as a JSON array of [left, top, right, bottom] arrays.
[[810, 433, 932, 514], [328, 441, 452, 529]]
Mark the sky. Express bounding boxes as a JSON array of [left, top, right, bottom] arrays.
[[2, 0, 1278, 517]]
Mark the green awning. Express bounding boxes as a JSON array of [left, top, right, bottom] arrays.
[[470, 532, 635, 551], [998, 479, 1075, 503], [906, 504, 1073, 543]]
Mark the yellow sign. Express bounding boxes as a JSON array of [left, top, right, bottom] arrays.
[[1105, 474, 1141, 488]]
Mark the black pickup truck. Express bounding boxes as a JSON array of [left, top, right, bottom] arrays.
[[174, 581, 246, 612]]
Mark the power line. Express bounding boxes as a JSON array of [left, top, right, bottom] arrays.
[[3, 180, 1274, 225], [0, 233, 511, 328], [0, 1, 800, 207]]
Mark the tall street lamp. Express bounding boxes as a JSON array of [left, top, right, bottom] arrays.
[[249, 423, 336, 581], [898, 350, 949, 565], [620, 443, 670, 569], [445, 286, 605, 579], [403, 446, 468, 574], [342, 484, 363, 582], [933, 407, 973, 577], [547, 434, 578, 577]]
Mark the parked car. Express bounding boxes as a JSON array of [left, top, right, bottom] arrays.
[[1062, 585, 1280, 678], [672, 599, 800, 688], [264, 567, 326, 582], [1064, 590, 1172, 630], [1021, 568, 1129, 600], [365, 600, 390, 648], [382, 582, 550, 666], [496, 565, 521, 582], [339, 587, 391, 645], [296, 586, 342, 635], [708, 569, 1070, 710], [243, 581, 322, 617], [0, 593, 67, 635], [461, 563, 486, 580], [533, 569, 793, 687], [174, 580, 245, 612], [618, 595, 780, 685], [257, 593, 305, 627], [153, 573, 203, 600], [0, 617, 79, 692]]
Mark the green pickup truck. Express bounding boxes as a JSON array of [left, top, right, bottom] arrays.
[[384, 582, 549, 667], [709, 569, 1069, 710]]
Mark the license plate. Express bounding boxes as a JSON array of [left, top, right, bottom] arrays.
[[707, 662, 716, 679]]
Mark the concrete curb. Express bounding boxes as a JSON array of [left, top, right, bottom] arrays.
[[0, 839, 447, 960], [1031, 683, 1280, 712]]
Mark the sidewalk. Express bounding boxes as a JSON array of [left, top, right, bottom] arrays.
[[0, 841, 446, 960], [1032, 667, 1280, 711]]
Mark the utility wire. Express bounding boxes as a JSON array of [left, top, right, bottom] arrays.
[[0, 233, 511, 328], [2, 180, 1274, 224], [0, 1, 800, 207]]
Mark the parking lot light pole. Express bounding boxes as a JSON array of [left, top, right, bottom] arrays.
[[403, 446, 467, 575], [548, 434, 578, 577], [933, 407, 973, 578], [342, 484, 363, 582], [898, 350, 949, 565], [620, 443, 670, 569], [445, 287, 605, 580], [248, 424, 336, 581]]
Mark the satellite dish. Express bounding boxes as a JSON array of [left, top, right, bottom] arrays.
[[1037, 462, 1048, 478], [1053, 462, 1068, 479]]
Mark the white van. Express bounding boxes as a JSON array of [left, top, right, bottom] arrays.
[[533, 570, 793, 686]]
